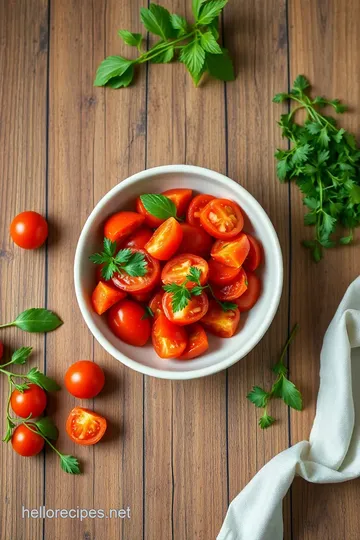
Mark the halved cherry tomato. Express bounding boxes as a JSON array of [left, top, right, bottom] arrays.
[[179, 324, 209, 360], [66, 407, 107, 446], [243, 234, 262, 272], [130, 290, 152, 303], [145, 217, 183, 261], [104, 212, 144, 243], [152, 313, 188, 358], [235, 272, 261, 311], [122, 227, 153, 250], [91, 281, 126, 315], [149, 290, 164, 318], [162, 188, 193, 217], [11, 384, 47, 418], [186, 194, 215, 227], [212, 268, 248, 301], [65, 361, 105, 399], [107, 299, 151, 346], [161, 254, 208, 289], [211, 233, 250, 268], [162, 291, 209, 326], [12, 424, 44, 456], [177, 223, 213, 257], [208, 259, 240, 285], [200, 199, 244, 239], [136, 197, 164, 228], [201, 300, 240, 338], [111, 249, 160, 293], [10, 211, 48, 250]]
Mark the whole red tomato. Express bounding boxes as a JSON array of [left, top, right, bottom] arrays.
[[12, 424, 45, 457], [65, 360, 105, 399], [11, 384, 47, 418], [107, 299, 151, 346], [10, 211, 48, 249]]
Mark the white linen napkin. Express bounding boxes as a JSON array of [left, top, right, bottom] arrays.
[[218, 276, 360, 540]]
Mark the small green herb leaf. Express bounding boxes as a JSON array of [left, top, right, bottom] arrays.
[[26, 368, 61, 392], [94, 56, 133, 86], [339, 235, 353, 245], [180, 39, 205, 77], [206, 48, 235, 81], [140, 194, 178, 220], [247, 386, 269, 408], [10, 346, 32, 365], [106, 65, 135, 88], [60, 455, 81, 475], [140, 4, 175, 40], [217, 300, 238, 311], [272, 376, 303, 411], [118, 30, 143, 49], [197, 0, 228, 25], [35, 417, 59, 441], [170, 14, 189, 35], [200, 31, 222, 54], [13, 309, 63, 333], [259, 412, 276, 429], [192, 0, 205, 19], [149, 44, 174, 64], [90, 240, 148, 280]]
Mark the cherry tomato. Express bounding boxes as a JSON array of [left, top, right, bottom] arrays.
[[179, 324, 209, 360], [208, 259, 240, 286], [12, 424, 44, 456], [111, 249, 160, 293], [177, 223, 213, 257], [186, 194, 215, 227], [136, 197, 164, 228], [149, 290, 164, 318], [200, 199, 244, 239], [65, 360, 105, 399], [212, 268, 248, 301], [145, 217, 183, 261], [243, 234, 262, 272], [0, 341, 3, 360], [10, 384, 47, 418], [235, 272, 261, 312], [10, 211, 48, 250], [211, 233, 250, 268], [152, 313, 188, 358], [201, 300, 240, 338], [130, 290, 152, 303], [91, 281, 126, 315], [162, 188, 193, 217], [161, 254, 209, 289], [107, 299, 151, 346], [66, 407, 107, 446], [104, 212, 144, 243], [163, 291, 209, 326], [122, 227, 153, 250]]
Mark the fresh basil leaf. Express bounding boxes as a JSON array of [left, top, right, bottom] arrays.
[[200, 31, 222, 54], [106, 65, 135, 88], [94, 56, 133, 86], [11, 346, 32, 365], [180, 39, 205, 76], [206, 48, 235, 81], [140, 4, 175, 40], [14, 308, 63, 333], [60, 455, 81, 475], [118, 30, 143, 49], [140, 194, 177, 220], [197, 0, 228, 25], [35, 417, 59, 441], [170, 14, 189, 36], [26, 368, 61, 392]]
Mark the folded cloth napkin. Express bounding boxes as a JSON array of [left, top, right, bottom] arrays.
[[218, 276, 360, 540]]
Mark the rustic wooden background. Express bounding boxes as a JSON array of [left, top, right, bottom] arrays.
[[1, 0, 360, 539]]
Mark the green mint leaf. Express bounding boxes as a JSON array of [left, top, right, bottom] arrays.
[[180, 39, 205, 77], [122, 251, 148, 277], [192, 0, 206, 19], [140, 4, 175, 40], [247, 386, 269, 408], [118, 30, 143, 49], [106, 65, 135, 88], [11, 346, 32, 365], [14, 309, 63, 333], [259, 412, 275, 429], [94, 56, 133, 86], [26, 368, 61, 392], [170, 14, 189, 36], [339, 235, 353, 245], [35, 417, 59, 441], [272, 375, 303, 411], [197, 0, 228, 25], [60, 455, 81, 475], [140, 194, 177, 220], [206, 48, 235, 81], [208, 16, 219, 39], [200, 31, 222, 54], [149, 44, 174, 64], [292, 74, 310, 93]]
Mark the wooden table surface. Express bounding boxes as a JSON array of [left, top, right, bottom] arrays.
[[1, 1, 360, 539]]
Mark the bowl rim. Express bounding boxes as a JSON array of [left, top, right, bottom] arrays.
[[74, 164, 283, 380]]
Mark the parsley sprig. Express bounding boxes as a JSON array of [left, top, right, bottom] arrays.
[[247, 324, 302, 429], [94, 1, 234, 89], [90, 238, 148, 280], [274, 75, 360, 262]]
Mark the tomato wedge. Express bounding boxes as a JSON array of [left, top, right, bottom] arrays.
[[145, 218, 183, 261], [212, 268, 248, 301], [122, 227, 153, 250], [243, 234, 262, 272], [104, 212, 144, 243], [186, 194, 215, 227], [200, 199, 244, 239], [107, 299, 151, 346], [235, 271, 261, 311], [149, 290, 165, 318], [161, 254, 208, 289], [91, 281, 126, 315], [162, 188, 193, 217], [162, 291, 209, 326], [208, 259, 240, 285], [177, 223, 213, 257], [152, 313, 188, 358], [66, 407, 107, 446], [201, 300, 240, 338], [211, 233, 250, 268], [111, 249, 160, 293], [136, 197, 164, 228], [179, 324, 209, 360]]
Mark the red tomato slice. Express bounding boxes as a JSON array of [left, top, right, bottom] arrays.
[[186, 194, 215, 227], [179, 324, 209, 360], [104, 212, 145, 243], [91, 281, 126, 315], [162, 291, 209, 326], [66, 407, 107, 446], [177, 223, 213, 257], [136, 197, 164, 228], [107, 299, 151, 346], [212, 268, 248, 301], [208, 259, 241, 285], [111, 249, 160, 293], [201, 300, 240, 338], [122, 227, 153, 250], [152, 313, 188, 358], [149, 290, 165, 318], [130, 290, 152, 303], [162, 188, 193, 217], [243, 234, 262, 271], [211, 233, 250, 268], [161, 254, 209, 289], [200, 199, 244, 239], [145, 217, 183, 261], [235, 272, 261, 312]]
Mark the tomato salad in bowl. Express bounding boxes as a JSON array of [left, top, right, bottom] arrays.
[[74, 165, 283, 379]]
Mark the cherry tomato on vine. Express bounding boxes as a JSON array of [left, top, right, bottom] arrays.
[[10, 211, 48, 250], [111, 249, 160, 293], [107, 299, 151, 346], [179, 324, 209, 360], [10, 384, 47, 418], [65, 360, 105, 399], [12, 424, 44, 456], [186, 194, 215, 227], [162, 291, 209, 326], [104, 212, 144, 243], [66, 407, 107, 446], [145, 217, 183, 261], [200, 199, 244, 239]]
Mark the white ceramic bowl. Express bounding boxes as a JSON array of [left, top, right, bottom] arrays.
[[74, 165, 283, 380]]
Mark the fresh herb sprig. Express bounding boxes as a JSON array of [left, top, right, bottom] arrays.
[[0, 308, 63, 333], [140, 194, 179, 221], [274, 75, 360, 262], [94, 1, 235, 89], [247, 324, 302, 429], [90, 238, 148, 280]]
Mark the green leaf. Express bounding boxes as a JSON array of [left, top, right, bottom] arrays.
[[14, 382, 29, 392], [292, 74, 310, 93], [140, 193, 178, 220], [150, 45, 174, 64], [170, 14, 189, 35], [272, 362, 288, 376], [259, 412, 275, 429], [104, 238, 117, 257], [141, 306, 154, 320], [10, 346, 32, 365], [350, 185, 360, 204], [312, 244, 322, 262], [247, 386, 269, 408], [292, 144, 311, 165], [206, 48, 235, 81], [305, 122, 321, 135], [187, 266, 202, 284], [192, 0, 205, 19], [122, 251, 148, 277], [180, 39, 205, 76], [106, 65, 135, 88], [94, 56, 133, 86], [303, 197, 318, 210], [35, 417, 59, 441], [339, 235, 353, 245], [197, 0, 228, 25], [26, 368, 61, 392], [317, 149, 329, 165], [13, 309, 63, 333], [273, 93, 288, 103], [272, 375, 303, 410], [60, 455, 81, 475], [322, 212, 336, 236], [200, 31, 222, 54], [118, 30, 143, 49], [140, 4, 175, 40], [276, 158, 289, 181], [333, 128, 345, 143], [304, 212, 317, 226], [318, 128, 330, 148], [114, 248, 133, 264], [208, 16, 219, 39]]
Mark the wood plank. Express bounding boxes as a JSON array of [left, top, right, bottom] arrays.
[[288, 0, 360, 538], [0, 1, 48, 539], [224, 1, 292, 538]]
